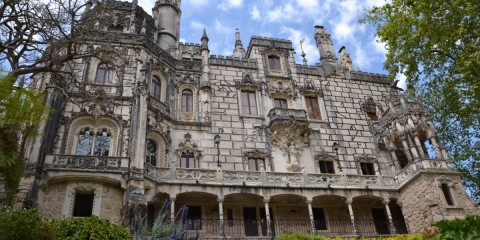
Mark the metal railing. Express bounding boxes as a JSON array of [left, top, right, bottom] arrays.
[[177, 218, 407, 238]]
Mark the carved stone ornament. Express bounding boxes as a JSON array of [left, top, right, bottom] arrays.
[[361, 96, 377, 113], [355, 154, 377, 163], [81, 87, 115, 118], [175, 132, 200, 157], [299, 79, 322, 96], [268, 123, 310, 163], [267, 78, 295, 98], [315, 150, 336, 161], [235, 73, 262, 90], [136, 81, 149, 96]]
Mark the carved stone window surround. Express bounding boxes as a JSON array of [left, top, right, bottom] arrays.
[[314, 151, 340, 174], [146, 131, 168, 167], [62, 182, 103, 217], [175, 133, 201, 168], [243, 149, 270, 172], [178, 84, 198, 121], [354, 155, 379, 176]]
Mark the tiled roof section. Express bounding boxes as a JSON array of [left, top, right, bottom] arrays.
[[209, 55, 258, 69]]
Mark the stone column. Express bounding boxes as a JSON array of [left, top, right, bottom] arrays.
[[218, 197, 225, 237], [384, 199, 396, 234], [407, 135, 419, 160], [264, 198, 271, 236], [346, 199, 358, 235], [388, 147, 401, 170], [170, 196, 176, 220], [306, 199, 315, 234], [429, 137, 443, 159], [413, 134, 427, 159], [400, 135, 413, 161]]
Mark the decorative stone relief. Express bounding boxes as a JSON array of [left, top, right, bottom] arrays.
[[266, 77, 295, 98], [175, 133, 201, 159], [243, 149, 270, 171], [268, 124, 310, 172]]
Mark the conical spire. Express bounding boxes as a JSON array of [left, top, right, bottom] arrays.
[[201, 28, 209, 52], [232, 28, 245, 58]]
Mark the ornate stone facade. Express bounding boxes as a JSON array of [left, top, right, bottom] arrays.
[[22, 0, 478, 238]]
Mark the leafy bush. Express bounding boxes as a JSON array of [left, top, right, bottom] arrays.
[[276, 233, 333, 240], [360, 234, 424, 240], [57, 215, 130, 240], [0, 208, 58, 240], [432, 215, 480, 240]]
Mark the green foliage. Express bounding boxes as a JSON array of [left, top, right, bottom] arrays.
[[0, 74, 49, 204], [362, 0, 480, 201], [432, 215, 480, 240], [0, 208, 59, 240], [276, 233, 331, 240], [57, 215, 130, 240]]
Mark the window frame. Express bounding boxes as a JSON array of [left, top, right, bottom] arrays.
[[241, 90, 258, 115], [151, 76, 162, 101], [75, 127, 111, 157], [248, 158, 265, 171], [305, 96, 322, 120], [94, 63, 114, 85], [72, 192, 94, 217], [182, 89, 193, 112], [180, 151, 196, 168], [146, 139, 158, 166], [274, 98, 288, 108], [441, 183, 454, 206], [268, 56, 281, 71], [360, 162, 376, 175], [318, 160, 335, 174]]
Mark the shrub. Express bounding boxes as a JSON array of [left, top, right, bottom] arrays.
[[57, 215, 130, 240], [432, 215, 480, 240], [0, 208, 58, 240], [276, 233, 332, 240]]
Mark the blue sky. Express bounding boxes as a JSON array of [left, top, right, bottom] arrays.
[[138, 0, 406, 87]]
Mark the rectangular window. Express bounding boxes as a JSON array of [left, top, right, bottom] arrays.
[[441, 183, 454, 205], [151, 77, 161, 100], [72, 193, 94, 217], [241, 91, 258, 115], [180, 153, 195, 168], [318, 161, 334, 174], [360, 162, 375, 175], [305, 96, 321, 119], [268, 56, 281, 71], [274, 98, 288, 108], [248, 158, 265, 171], [313, 208, 327, 230]]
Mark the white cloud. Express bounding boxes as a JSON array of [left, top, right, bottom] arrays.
[[218, 0, 243, 11], [214, 19, 233, 36], [266, 3, 299, 23], [137, 0, 155, 13], [396, 73, 407, 90], [190, 21, 206, 34], [251, 5, 261, 21], [281, 27, 319, 64], [184, 0, 209, 8], [372, 36, 387, 55]]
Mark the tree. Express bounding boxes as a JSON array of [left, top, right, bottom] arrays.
[[0, 0, 103, 205], [362, 1, 480, 200]]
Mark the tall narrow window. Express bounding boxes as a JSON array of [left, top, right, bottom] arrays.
[[395, 150, 409, 168], [94, 129, 110, 156], [241, 91, 258, 115], [72, 192, 94, 217], [180, 151, 195, 168], [248, 158, 265, 171], [182, 89, 193, 112], [76, 128, 94, 155], [268, 56, 281, 71], [305, 96, 321, 119], [274, 98, 288, 108], [151, 76, 161, 100], [360, 162, 375, 175], [95, 63, 114, 85], [318, 161, 334, 174], [441, 183, 454, 206], [146, 139, 157, 166]]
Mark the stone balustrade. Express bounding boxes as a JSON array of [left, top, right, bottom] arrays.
[[44, 154, 129, 171], [396, 159, 451, 183]]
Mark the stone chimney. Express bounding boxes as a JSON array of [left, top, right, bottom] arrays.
[[338, 46, 353, 71]]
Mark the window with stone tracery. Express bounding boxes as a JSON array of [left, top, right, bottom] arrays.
[[75, 127, 111, 156], [151, 76, 161, 101], [95, 63, 114, 85], [180, 151, 196, 168], [182, 89, 193, 112], [146, 139, 157, 166]]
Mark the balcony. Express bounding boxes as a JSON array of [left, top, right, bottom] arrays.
[[268, 108, 309, 132]]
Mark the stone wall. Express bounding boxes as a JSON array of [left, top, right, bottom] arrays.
[[38, 181, 68, 219], [400, 173, 480, 233], [100, 184, 124, 223]]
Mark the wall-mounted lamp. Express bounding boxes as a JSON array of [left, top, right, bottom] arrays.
[[214, 134, 221, 167]]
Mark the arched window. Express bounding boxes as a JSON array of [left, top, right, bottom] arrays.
[[75, 127, 111, 156], [95, 63, 114, 85], [182, 89, 193, 112], [151, 76, 161, 100], [180, 151, 195, 168], [146, 139, 157, 166], [76, 127, 94, 155]]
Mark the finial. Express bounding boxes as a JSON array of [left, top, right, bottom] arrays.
[[300, 38, 307, 65], [233, 28, 245, 58], [201, 28, 209, 51]]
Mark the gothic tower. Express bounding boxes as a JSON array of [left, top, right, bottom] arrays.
[[152, 0, 181, 50]]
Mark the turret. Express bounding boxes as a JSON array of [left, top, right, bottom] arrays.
[[314, 26, 337, 63], [152, 0, 181, 50], [232, 28, 246, 58], [338, 46, 353, 71]]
